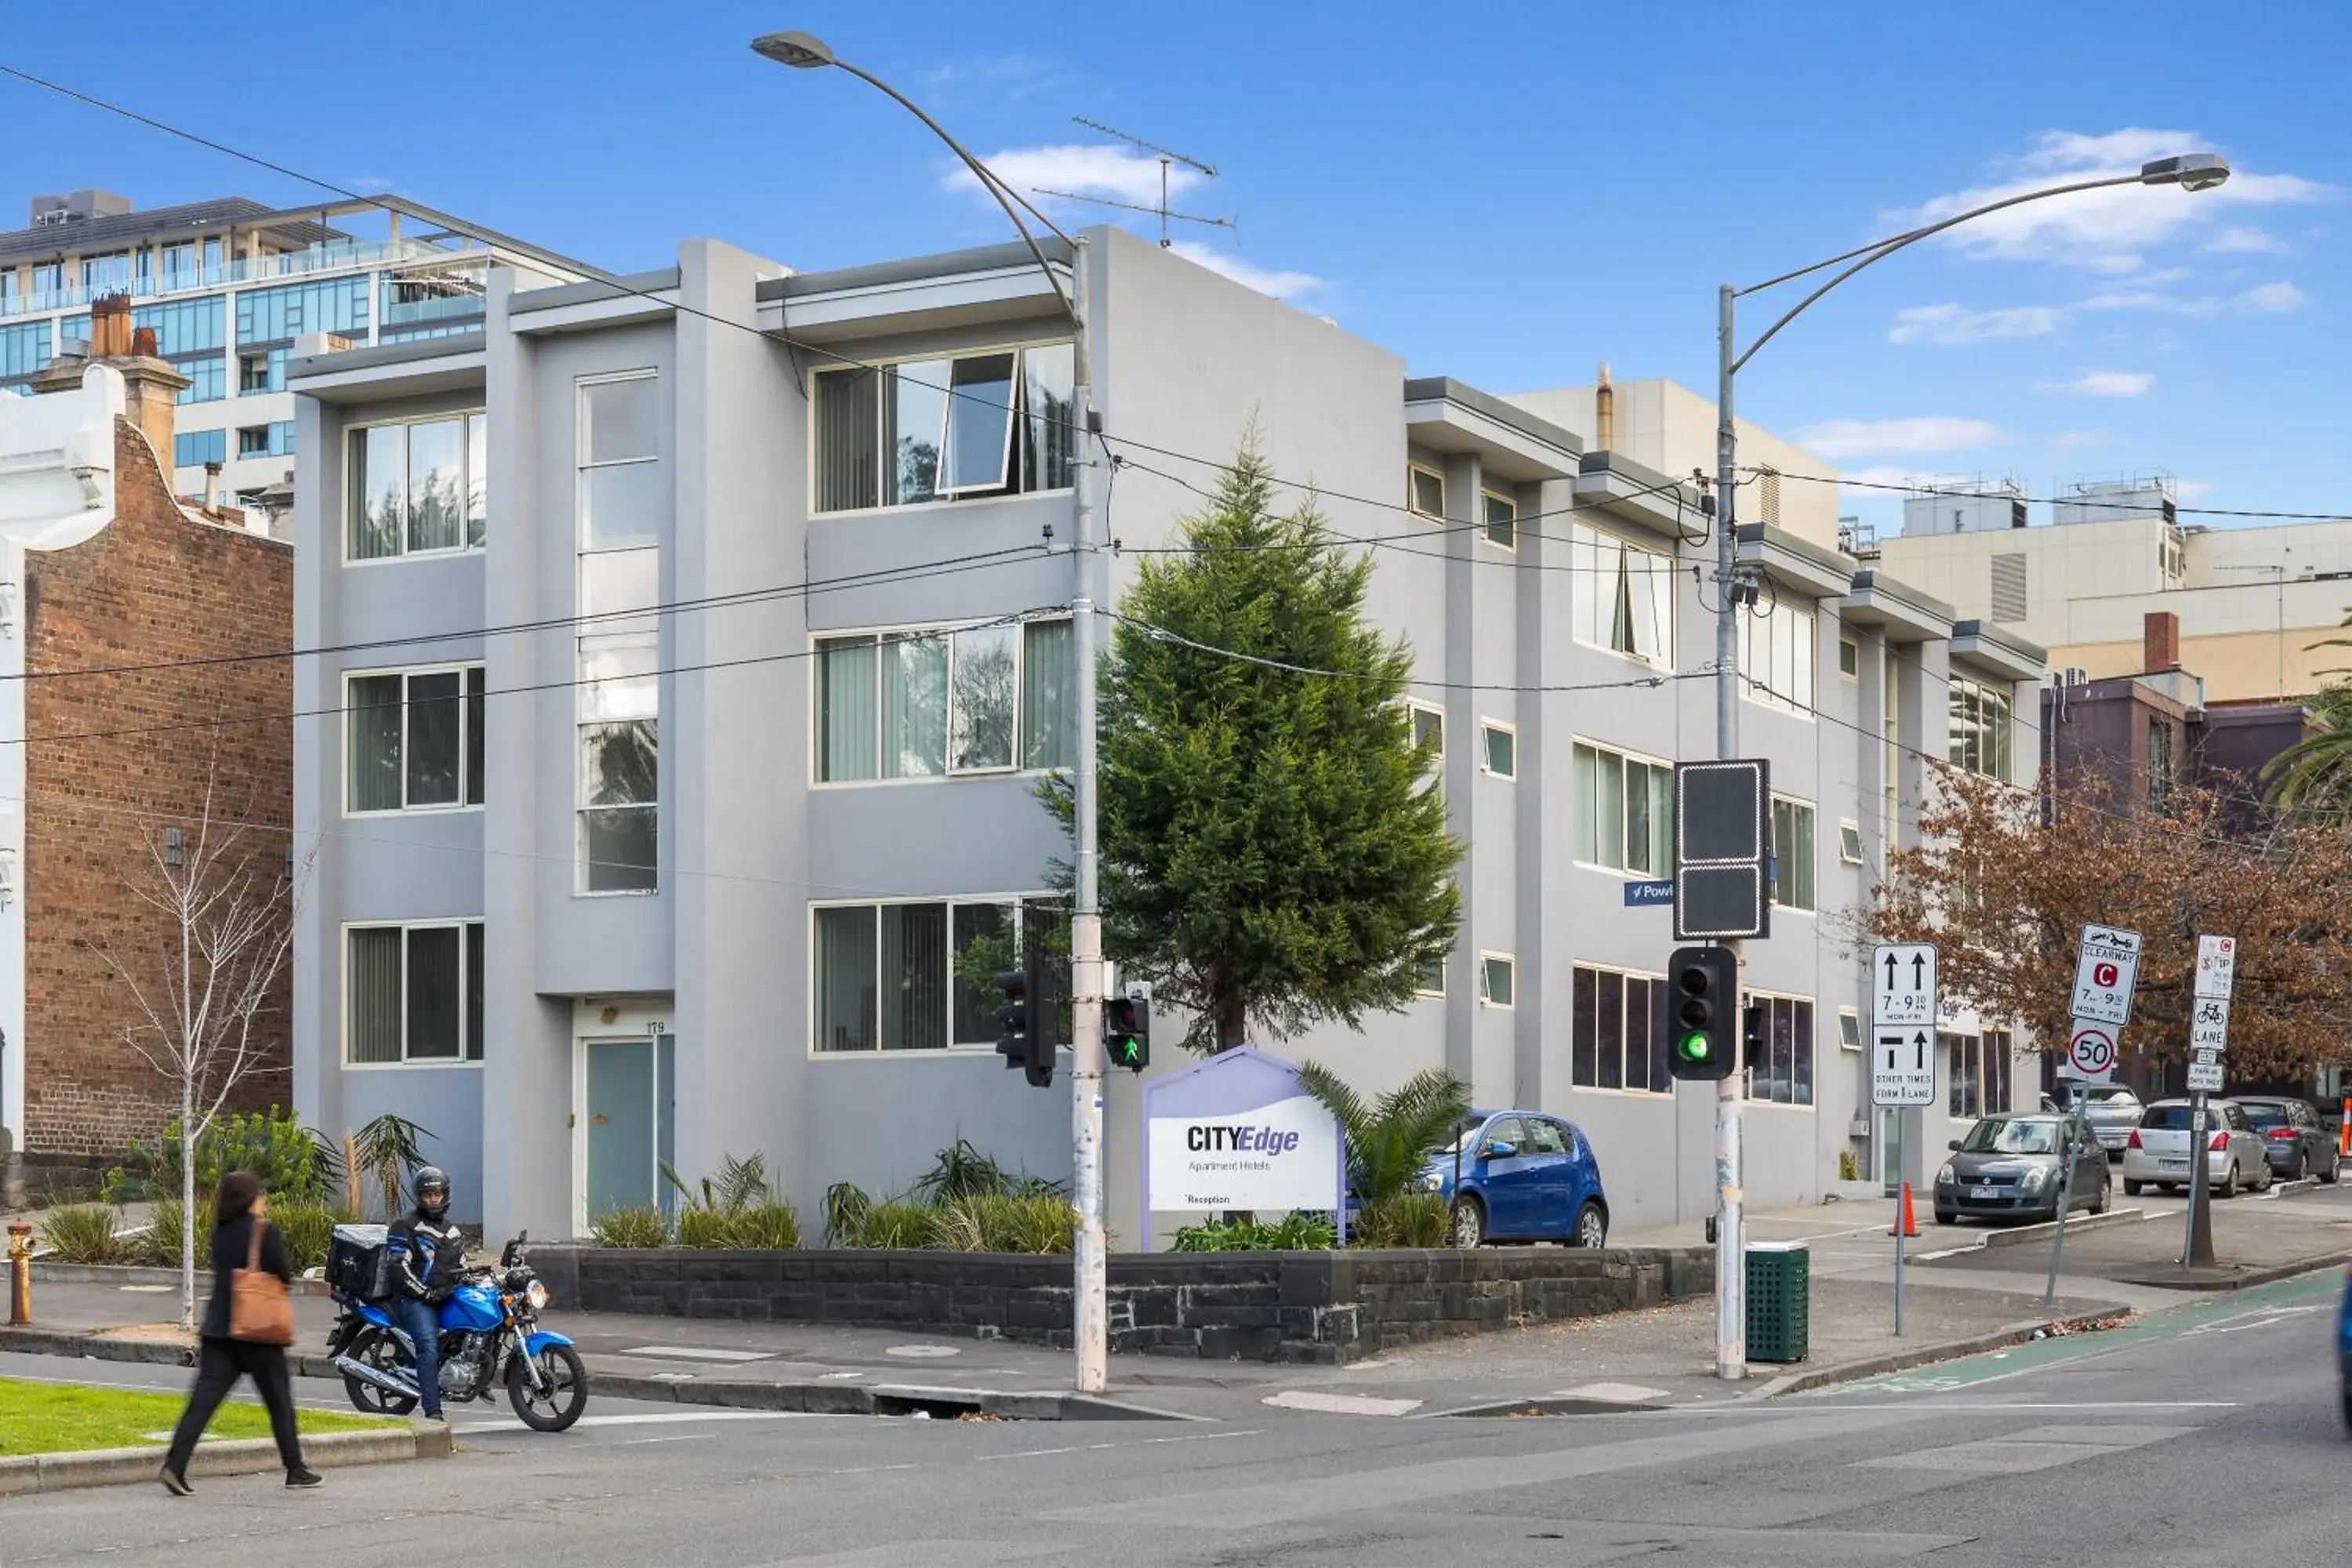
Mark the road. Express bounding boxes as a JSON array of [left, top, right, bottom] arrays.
[[4, 1268, 2347, 1566]]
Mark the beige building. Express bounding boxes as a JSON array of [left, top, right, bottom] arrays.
[[1867, 477, 2352, 702]]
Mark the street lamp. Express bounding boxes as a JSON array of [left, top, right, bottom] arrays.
[[1705, 152, 2229, 1383], [753, 29, 1113, 1397]]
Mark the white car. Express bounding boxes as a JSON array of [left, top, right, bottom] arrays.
[[2121, 1097, 2273, 1197]]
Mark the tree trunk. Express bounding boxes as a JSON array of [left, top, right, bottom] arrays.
[[1213, 989, 1247, 1053], [179, 1075, 195, 1334]]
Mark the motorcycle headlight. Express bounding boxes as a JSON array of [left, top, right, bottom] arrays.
[[1936, 1163, 1955, 1185], [525, 1279, 550, 1311]]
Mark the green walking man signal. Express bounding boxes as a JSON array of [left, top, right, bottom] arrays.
[[1668, 945, 1739, 1081], [1105, 983, 1152, 1073]]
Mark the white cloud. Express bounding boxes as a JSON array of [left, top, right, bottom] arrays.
[[2205, 226, 2288, 254], [1887, 302, 2063, 345], [2035, 370, 2154, 398], [2239, 280, 2307, 312], [2081, 280, 2306, 316], [1838, 465, 1967, 491], [1167, 241, 1327, 301], [1793, 417, 2006, 459], [947, 143, 1202, 209], [2050, 429, 2116, 450], [1882, 129, 2333, 270], [2176, 480, 2218, 503]]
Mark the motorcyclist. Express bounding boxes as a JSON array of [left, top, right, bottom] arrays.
[[386, 1167, 463, 1421]]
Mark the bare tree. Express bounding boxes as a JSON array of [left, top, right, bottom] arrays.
[[86, 768, 300, 1332]]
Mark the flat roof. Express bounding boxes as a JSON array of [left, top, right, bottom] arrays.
[[0, 197, 342, 266]]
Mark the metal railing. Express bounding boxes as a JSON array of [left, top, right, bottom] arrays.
[[0, 238, 488, 321]]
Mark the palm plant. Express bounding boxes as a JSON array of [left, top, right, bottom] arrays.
[[1292, 1064, 1471, 1216], [2263, 679, 2352, 818]]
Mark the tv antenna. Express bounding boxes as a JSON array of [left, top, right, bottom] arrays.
[[1033, 116, 1235, 249]]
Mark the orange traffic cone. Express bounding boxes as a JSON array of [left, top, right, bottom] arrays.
[[1889, 1181, 1921, 1238]]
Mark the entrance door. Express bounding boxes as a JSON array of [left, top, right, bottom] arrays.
[[582, 1033, 675, 1226]]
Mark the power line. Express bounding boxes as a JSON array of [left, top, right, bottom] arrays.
[[1767, 466, 2350, 524]]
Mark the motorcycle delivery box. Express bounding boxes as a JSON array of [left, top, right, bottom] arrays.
[[325, 1223, 397, 1300]]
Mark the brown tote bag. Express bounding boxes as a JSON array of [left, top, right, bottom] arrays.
[[229, 1221, 296, 1345]]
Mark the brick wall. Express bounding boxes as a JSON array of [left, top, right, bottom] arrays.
[[19, 417, 293, 1160]]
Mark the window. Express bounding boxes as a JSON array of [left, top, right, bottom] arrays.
[[1748, 993, 1814, 1106], [1414, 951, 1446, 997], [133, 297, 223, 357], [1947, 674, 2013, 780], [1482, 490, 1517, 550], [1838, 1010, 1862, 1051], [240, 348, 287, 394], [1838, 637, 1859, 677], [1737, 601, 1817, 714], [349, 412, 489, 560], [31, 263, 63, 303], [236, 275, 368, 344], [346, 921, 485, 1065], [1479, 953, 1515, 1008], [1838, 820, 1864, 866], [1408, 465, 1445, 520], [1480, 720, 1516, 780], [173, 429, 227, 468], [576, 373, 663, 894], [346, 666, 486, 814], [815, 618, 1074, 782], [813, 896, 1062, 1052], [1944, 1029, 2013, 1118], [82, 252, 132, 291], [238, 421, 296, 459], [1570, 524, 1673, 665], [1407, 702, 1443, 764], [1572, 964, 1668, 1092], [811, 344, 1073, 513], [1770, 797, 1815, 911], [2147, 717, 2174, 809], [1572, 740, 1674, 876], [177, 356, 225, 404], [0, 321, 51, 383], [1882, 656, 1900, 849]]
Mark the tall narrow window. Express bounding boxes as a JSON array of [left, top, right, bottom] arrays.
[[577, 374, 662, 893], [1570, 524, 1672, 665], [1482, 491, 1518, 550], [1770, 797, 1816, 912]]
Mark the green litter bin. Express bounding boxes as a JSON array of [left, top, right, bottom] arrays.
[[1746, 1241, 1809, 1363]]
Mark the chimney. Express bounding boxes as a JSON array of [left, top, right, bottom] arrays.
[[2144, 610, 2181, 673], [31, 292, 188, 459], [1595, 361, 1615, 452], [202, 460, 222, 511], [89, 292, 132, 358]]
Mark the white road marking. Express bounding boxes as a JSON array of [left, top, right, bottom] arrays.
[[1550, 1382, 1673, 1403], [1261, 1390, 1423, 1417], [616, 1345, 775, 1363], [884, 1345, 960, 1359], [976, 1429, 1265, 1462], [459, 1409, 840, 1433]]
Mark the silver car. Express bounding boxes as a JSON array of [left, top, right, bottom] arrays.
[[2045, 1083, 2145, 1157], [2122, 1098, 2274, 1197]]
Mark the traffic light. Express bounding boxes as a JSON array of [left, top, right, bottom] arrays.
[[993, 967, 1033, 1077], [1105, 984, 1151, 1073], [1667, 945, 1738, 1080]]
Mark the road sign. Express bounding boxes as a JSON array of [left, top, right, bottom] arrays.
[[1871, 942, 1938, 1029], [2063, 1018, 2119, 1083], [1673, 760, 1771, 941], [2194, 934, 2238, 1001], [2187, 1048, 2225, 1093], [2070, 926, 2143, 1027], [2190, 995, 2230, 1054], [1872, 1026, 1936, 1107]]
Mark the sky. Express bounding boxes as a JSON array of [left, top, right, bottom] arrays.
[[5, 2, 2343, 533]]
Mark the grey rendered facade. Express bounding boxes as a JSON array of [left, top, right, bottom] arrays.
[[289, 227, 2042, 1242]]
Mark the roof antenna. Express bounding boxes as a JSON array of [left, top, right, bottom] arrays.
[[1036, 117, 1235, 249]]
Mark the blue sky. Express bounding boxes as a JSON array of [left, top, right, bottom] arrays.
[[6, 2, 2341, 529]]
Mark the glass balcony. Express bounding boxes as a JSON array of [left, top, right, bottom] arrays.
[[0, 238, 485, 320]]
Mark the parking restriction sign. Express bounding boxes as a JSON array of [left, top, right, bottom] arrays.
[[2071, 927, 2143, 1027]]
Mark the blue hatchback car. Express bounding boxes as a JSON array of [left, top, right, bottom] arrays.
[[1420, 1109, 1610, 1249]]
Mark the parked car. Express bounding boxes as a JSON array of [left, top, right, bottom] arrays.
[[2042, 1082, 2146, 1157], [1933, 1114, 2111, 1225], [1421, 1110, 1609, 1249], [2122, 1098, 2273, 1197], [2234, 1096, 2341, 1184]]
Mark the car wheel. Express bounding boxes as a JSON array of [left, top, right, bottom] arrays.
[[2259, 1158, 2275, 1192], [1568, 1202, 1607, 1250], [1935, 1209, 1958, 1226], [1450, 1196, 1486, 1249], [2090, 1174, 2111, 1214], [2218, 1163, 2238, 1199], [2123, 1178, 2143, 1196], [2326, 1150, 2343, 1185]]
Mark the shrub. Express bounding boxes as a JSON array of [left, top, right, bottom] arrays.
[[1838, 1149, 1862, 1182], [1171, 1212, 1339, 1251], [662, 1153, 802, 1250], [273, 1203, 343, 1272], [931, 1193, 1071, 1254], [848, 1199, 938, 1250], [40, 1203, 122, 1264], [592, 1205, 670, 1249], [1358, 1192, 1450, 1248], [135, 1199, 211, 1269], [823, 1182, 873, 1247], [126, 1109, 338, 1207], [724, 1200, 803, 1250]]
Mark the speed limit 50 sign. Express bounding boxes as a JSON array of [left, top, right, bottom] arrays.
[[2063, 1018, 2119, 1083]]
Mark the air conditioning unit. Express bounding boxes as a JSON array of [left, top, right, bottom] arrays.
[[2063, 667, 2091, 688]]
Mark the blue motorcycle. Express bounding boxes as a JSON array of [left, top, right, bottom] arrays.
[[324, 1229, 587, 1432]]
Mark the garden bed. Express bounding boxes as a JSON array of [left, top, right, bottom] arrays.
[[0, 1377, 397, 1457]]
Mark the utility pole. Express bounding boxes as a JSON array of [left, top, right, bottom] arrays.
[[1712, 284, 1746, 1381], [1068, 237, 1109, 1394]]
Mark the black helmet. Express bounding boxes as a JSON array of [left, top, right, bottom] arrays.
[[412, 1167, 451, 1219]]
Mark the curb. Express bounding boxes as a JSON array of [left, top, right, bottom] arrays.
[[1744, 1308, 2132, 1399], [28, 1262, 330, 1294], [2103, 1251, 2350, 1293], [1429, 1394, 1669, 1419], [0, 1327, 1192, 1422], [0, 1421, 448, 1497], [1970, 1207, 2148, 1251]]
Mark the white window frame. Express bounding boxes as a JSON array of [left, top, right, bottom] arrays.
[[1406, 699, 1445, 762], [1478, 952, 1516, 1010], [341, 919, 485, 1069], [1407, 463, 1446, 521], [1838, 637, 1859, 678], [1570, 735, 1675, 878], [1838, 1008, 1862, 1052], [807, 337, 1076, 517], [1479, 719, 1517, 780], [1737, 600, 1818, 718], [1744, 988, 1817, 1108], [343, 408, 489, 567], [575, 370, 662, 898], [1413, 950, 1446, 999], [809, 615, 1076, 787], [807, 892, 1058, 1058], [343, 662, 485, 817], [1479, 488, 1518, 551], [1838, 819, 1864, 866], [1770, 794, 1817, 914], [1570, 522, 1675, 669]]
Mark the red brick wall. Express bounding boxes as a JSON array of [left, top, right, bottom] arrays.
[[20, 419, 293, 1159]]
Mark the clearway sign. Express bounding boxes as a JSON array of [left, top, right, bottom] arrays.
[[2071, 926, 2143, 1028]]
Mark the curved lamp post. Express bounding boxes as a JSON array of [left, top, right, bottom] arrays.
[[1705, 154, 2230, 1383]]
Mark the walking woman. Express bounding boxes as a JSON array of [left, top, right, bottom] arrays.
[[158, 1172, 322, 1494]]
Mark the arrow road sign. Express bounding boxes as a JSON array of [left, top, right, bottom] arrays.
[[1871, 942, 1938, 1029], [2190, 995, 2230, 1054], [2195, 934, 2237, 1001], [2063, 1018, 2119, 1083], [2071, 925, 2143, 1028], [1872, 1026, 1936, 1106]]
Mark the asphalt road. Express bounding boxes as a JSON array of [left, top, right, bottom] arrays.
[[5, 1268, 2347, 1566]]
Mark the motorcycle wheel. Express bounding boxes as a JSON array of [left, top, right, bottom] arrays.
[[507, 1343, 588, 1432], [343, 1330, 420, 1417]]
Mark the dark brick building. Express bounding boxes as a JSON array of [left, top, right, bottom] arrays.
[[0, 296, 292, 1196]]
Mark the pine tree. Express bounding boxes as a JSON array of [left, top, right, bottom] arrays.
[[1047, 437, 1461, 1053]]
